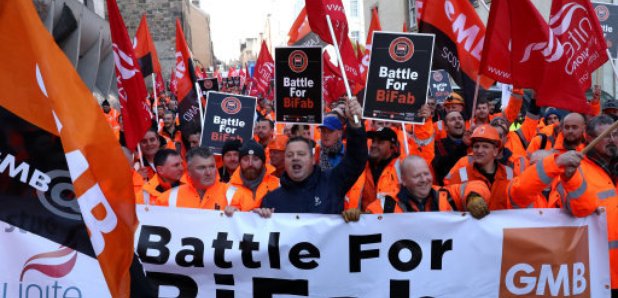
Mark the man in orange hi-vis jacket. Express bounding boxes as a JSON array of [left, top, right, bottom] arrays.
[[0, 1, 140, 295]]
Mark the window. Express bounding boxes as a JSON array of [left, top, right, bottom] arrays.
[[350, 0, 359, 17], [351, 31, 360, 43]]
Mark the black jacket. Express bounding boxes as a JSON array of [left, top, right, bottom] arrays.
[[261, 124, 368, 214]]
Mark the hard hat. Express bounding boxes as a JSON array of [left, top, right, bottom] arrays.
[[444, 92, 465, 106], [471, 124, 501, 147]]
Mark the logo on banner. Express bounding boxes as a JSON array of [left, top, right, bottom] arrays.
[[288, 50, 309, 73], [112, 44, 139, 80], [175, 52, 186, 79], [221, 97, 242, 114], [499, 227, 590, 297], [204, 79, 213, 89], [595, 5, 610, 21], [389, 37, 414, 63]]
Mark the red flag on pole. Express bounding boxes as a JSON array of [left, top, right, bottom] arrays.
[[174, 19, 194, 103], [323, 51, 346, 104], [107, 0, 151, 151], [0, 1, 138, 296], [480, 0, 589, 113], [549, 0, 608, 90], [288, 7, 312, 45], [134, 14, 165, 95], [254, 41, 275, 97]]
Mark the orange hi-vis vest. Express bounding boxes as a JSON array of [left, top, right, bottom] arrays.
[[562, 156, 618, 289], [366, 181, 490, 214], [136, 173, 187, 205], [361, 157, 401, 211], [227, 169, 280, 211], [157, 179, 228, 210], [507, 154, 564, 209], [444, 161, 514, 210]]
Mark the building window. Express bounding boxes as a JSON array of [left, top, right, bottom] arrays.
[[350, 0, 359, 17], [351, 31, 360, 43]]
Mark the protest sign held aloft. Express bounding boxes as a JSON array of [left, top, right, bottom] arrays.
[[363, 32, 434, 123], [594, 2, 618, 59], [197, 78, 219, 97], [429, 69, 452, 104], [275, 47, 323, 124], [201, 92, 257, 154]]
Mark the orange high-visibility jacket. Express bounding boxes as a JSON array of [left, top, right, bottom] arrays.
[[136, 173, 187, 205], [561, 157, 618, 289], [228, 169, 280, 211], [503, 113, 539, 159], [366, 181, 491, 214], [444, 161, 514, 210], [526, 131, 585, 156], [361, 157, 401, 211], [508, 154, 564, 209], [157, 179, 228, 210]]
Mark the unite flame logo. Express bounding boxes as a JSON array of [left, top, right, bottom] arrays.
[[499, 227, 590, 297], [112, 44, 139, 80], [20, 246, 78, 281]]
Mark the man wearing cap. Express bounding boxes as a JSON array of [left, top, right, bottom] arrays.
[[268, 136, 288, 178], [315, 115, 345, 171], [444, 125, 514, 210], [603, 100, 618, 120], [101, 99, 120, 131], [219, 139, 241, 183], [360, 126, 401, 211], [255, 97, 368, 215], [224, 140, 280, 214], [157, 147, 228, 209]]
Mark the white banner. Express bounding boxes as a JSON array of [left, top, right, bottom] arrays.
[[135, 207, 611, 297], [0, 222, 110, 297]]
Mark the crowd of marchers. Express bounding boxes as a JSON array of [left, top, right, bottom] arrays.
[[102, 86, 618, 292]]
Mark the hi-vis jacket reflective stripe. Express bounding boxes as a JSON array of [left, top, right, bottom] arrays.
[[227, 169, 280, 211], [562, 157, 618, 289], [507, 154, 562, 209], [444, 161, 513, 210], [365, 181, 491, 214], [361, 158, 401, 211], [157, 179, 228, 210], [136, 173, 187, 205]]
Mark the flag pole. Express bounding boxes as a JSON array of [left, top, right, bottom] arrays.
[[152, 73, 159, 125], [137, 144, 145, 168], [479, 0, 490, 11], [402, 123, 410, 155], [194, 82, 205, 137], [326, 15, 360, 125], [470, 75, 481, 122], [582, 119, 618, 155]]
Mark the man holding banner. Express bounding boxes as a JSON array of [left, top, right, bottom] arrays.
[[257, 97, 367, 216]]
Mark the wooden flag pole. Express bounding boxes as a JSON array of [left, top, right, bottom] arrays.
[[402, 123, 410, 156], [582, 120, 618, 155], [470, 75, 481, 122], [326, 15, 360, 125], [194, 82, 205, 146]]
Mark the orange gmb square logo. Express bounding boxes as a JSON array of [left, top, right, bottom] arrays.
[[499, 227, 590, 297]]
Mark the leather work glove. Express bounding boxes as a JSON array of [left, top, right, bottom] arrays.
[[342, 208, 361, 223], [466, 194, 490, 220]]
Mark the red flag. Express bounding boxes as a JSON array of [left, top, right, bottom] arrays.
[[359, 7, 381, 84], [227, 66, 236, 78], [134, 15, 165, 95], [480, 0, 589, 113], [419, 0, 494, 118], [214, 68, 223, 85], [239, 65, 248, 87], [288, 7, 312, 45], [323, 51, 346, 104], [169, 66, 177, 96], [305, 0, 359, 84], [174, 19, 194, 102], [107, 0, 151, 151], [0, 1, 137, 296], [549, 0, 608, 90], [254, 41, 275, 97], [306, 0, 348, 45], [403, 21, 408, 32], [355, 40, 363, 63]]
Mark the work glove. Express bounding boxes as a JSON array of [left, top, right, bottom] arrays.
[[466, 194, 489, 220]]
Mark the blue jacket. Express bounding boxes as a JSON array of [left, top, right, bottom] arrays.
[[261, 125, 368, 214]]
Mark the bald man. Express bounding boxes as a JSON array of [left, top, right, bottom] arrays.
[[526, 113, 586, 155]]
